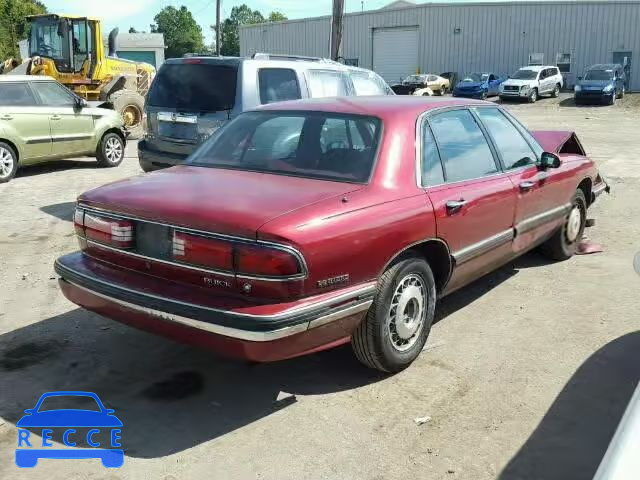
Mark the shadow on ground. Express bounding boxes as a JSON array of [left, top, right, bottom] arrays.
[[0, 251, 580, 459], [15, 160, 98, 178], [499, 331, 640, 480], [40, 202, 76, 222]]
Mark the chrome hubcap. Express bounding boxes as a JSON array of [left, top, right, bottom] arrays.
[[105, 137, 123, 163], [387, 274, 427, 351], [566, 206, 582, 242], [0, 146, 14, 178]]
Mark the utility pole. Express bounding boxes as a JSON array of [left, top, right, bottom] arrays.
[[216, 0, 221, 55], [330, 0, 345, 61]]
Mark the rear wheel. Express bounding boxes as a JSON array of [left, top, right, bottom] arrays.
[[96, 132, 125, 168], [352, 256, 436, 372], [540, 190, 587, 261], [0, 142, 18, 183], [109, 89, 145, 140]]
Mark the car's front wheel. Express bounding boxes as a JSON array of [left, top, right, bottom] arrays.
[[540, 189, 587, 260], [0, 141, 18, 183], [96, 132, 125, 168], [352, 255, 436, 372], [552, 83, 561, 98], [528, 88, 538, 103]]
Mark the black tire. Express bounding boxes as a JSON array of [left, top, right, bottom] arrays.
[[109, 89, 145, 140], [618, 86, 625, 99], [96, 132, 125, 168], [0, 141, 18, 183], [481, 91, 487, 100], [609, 92, 616, 105], [552, 83, 561, 98], [352, 256, 436, 373], [540, 190, 587, 261], [528, 88, 538, 103]]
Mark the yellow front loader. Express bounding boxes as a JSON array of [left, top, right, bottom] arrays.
[[1, 14, 156, 138]]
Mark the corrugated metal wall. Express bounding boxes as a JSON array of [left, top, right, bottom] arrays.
[[240, 1, 640, 90]]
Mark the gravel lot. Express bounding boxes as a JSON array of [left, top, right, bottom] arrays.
[[1, 93, 638, 480]]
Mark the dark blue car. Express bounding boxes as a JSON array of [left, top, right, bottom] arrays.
[[15, 391, 123, 468], [453, 72, 505, 99], [574, 64, 625, 105]]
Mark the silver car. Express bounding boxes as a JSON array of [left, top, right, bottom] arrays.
[[138, 53, 394, 172]]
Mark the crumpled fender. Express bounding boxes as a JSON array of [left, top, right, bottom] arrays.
[[530, 130, 586, 155]]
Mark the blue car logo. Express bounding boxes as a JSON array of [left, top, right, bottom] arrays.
[[15, 391, 123, 468]]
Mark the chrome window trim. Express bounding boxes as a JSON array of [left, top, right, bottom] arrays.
[[57, 259, 376, 322], [78, 205, 309, 280], [451, 229, 514, 265], [65, 280, 372, 342]]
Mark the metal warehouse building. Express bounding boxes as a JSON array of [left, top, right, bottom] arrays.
[[240, 0, 640, 90]]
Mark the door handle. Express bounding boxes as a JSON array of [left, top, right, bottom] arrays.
[[50, 115, 62, 121], [446, 199, 468, 214], [520, 181, 535, 192], [0, 114, 13, 120]]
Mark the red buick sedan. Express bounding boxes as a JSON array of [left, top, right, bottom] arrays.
[[55, 96, 608, 372]]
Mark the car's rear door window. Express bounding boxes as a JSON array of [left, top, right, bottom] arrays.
[[428, 109, 498, 183], [148, 63, 237, 112], [189, 111, 381, 183], [307, 70, 350, 97], [0, 83, 38, 106], [474, 107, 536, 170], [421, 123, 445, 186], [258, 68, 301, 104]]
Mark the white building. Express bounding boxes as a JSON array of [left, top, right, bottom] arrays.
[[240, 0, 639, 90]]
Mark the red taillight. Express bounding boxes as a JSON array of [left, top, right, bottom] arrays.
[[82, 212, 134, 249], [235, 244, 301, 277], [173, 231, 233, 271]]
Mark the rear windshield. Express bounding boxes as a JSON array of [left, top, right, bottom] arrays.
[[147, 63, 237, 112], [189, 111, 382, 183], [584, 70, 614, 81]]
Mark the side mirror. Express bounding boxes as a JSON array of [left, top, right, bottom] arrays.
[[578, 76, 583, 81], [75, 97, 88, 109], [538, 152, 561, 169], [105, 409, 115, 415], [23, 409, 34, 415]]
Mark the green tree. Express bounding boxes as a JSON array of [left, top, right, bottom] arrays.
[[0, 0, 47, 60], [219, 4, 264, 56], [151, 5, 205, 59], [267, 11, 288, 22]]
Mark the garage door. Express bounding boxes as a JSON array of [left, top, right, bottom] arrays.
[[373, 27, 418, 85], [117, 50, 157, 67]]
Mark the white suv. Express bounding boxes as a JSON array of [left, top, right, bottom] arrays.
[[499, 66, 564, 103]]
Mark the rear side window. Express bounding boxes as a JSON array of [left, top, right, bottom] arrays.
[[189, 111, 382, 183], [258, 68, 301, 104], [421, 124, 445, 186], [307, 70, 350, 98], [350, 71, 385, 96], [429, 109, 497, 183], [0, 83, 37, 106], [148, 63, 237, 112]]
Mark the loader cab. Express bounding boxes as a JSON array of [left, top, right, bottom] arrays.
[[28, 15, 97, 76]]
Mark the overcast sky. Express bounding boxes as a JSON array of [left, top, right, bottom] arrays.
[[44, 0, 514, 44]]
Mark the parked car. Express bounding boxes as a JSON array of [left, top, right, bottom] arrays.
[[453, 72, 505, 99], [0, 76, 126, 183], [56, 96, 608, 373], [499, 65, 564, 103], [138, 53, 394, 173], [575, 64, 626, 105], [391, 74, 450, 96]]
